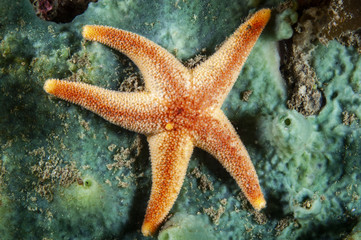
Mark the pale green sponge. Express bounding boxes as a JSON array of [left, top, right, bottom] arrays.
[[158, 213, 216, 240]]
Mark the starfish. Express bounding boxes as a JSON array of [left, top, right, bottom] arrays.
[[44, 9, 271, 236]]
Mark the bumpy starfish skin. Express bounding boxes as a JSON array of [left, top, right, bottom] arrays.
[[44, 9, 271, 236]]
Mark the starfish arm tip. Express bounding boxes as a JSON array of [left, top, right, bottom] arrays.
[[82, 25, 98, 40], [252, 8, 271, 28], [141, 221, 155, 237], [260, 8, 271, 18], [261, 8, 271, 23], [43, 79, 57, 94], [252, 196, 266, 211], [82, 25, 91, 38]]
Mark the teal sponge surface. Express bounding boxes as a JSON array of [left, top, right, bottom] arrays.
[[0, 0, 360, 239]]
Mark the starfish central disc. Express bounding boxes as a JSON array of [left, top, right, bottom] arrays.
[[165, 122, 174, 131]]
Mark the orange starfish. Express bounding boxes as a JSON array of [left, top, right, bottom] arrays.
[[44, 9, 271, 236]]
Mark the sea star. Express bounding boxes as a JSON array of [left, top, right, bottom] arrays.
[[44, 9, 271, 236]]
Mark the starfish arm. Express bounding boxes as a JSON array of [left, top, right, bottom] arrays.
[[193, 109, 266, 210], [82, 25, 190, 96], [142, 129, 194, 236], [192, 9, 271, 108], [44, 79, 164, 134]]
